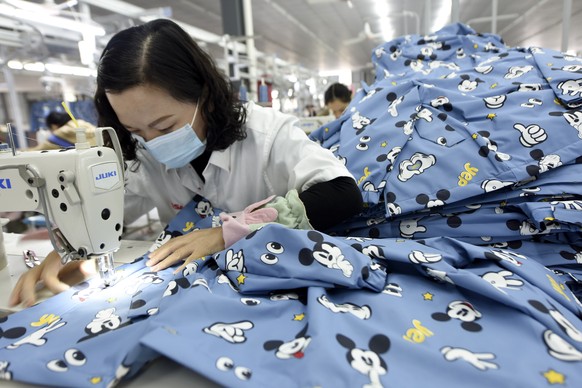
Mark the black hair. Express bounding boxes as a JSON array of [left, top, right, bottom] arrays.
[[45, 111, 71, 129], [324, 83, 352, 105], [95, 18, 247, 161]]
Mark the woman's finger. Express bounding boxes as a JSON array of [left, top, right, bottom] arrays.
[[41, 256, 71, 295]]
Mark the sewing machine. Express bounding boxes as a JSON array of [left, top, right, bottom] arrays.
[[0, 126, 124, 285]]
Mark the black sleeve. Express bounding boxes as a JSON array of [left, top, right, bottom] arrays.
[[299, 176, 364, 231]]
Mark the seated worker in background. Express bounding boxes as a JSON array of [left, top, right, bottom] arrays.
[[28, 111, 96, 150], [10, 18, 364, 307], [324, 82, 352, 118]]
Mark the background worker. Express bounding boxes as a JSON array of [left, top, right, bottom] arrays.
[[324, 82, 352, 118], [29, 110, 96, 150]]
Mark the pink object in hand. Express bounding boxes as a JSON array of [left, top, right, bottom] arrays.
[[220, 195, 278, 247]]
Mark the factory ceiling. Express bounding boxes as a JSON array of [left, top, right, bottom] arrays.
[[0, 0, 580, 79]]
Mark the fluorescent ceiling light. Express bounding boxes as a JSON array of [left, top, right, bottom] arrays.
[[7, 60, 96, 77], [0, 4, 105, 36]]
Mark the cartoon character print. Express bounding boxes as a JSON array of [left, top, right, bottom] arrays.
[[299, 231, 354, 277], [458, 74, 484, 92], [507, 217, 561, 237], [363, 179, 386, 193], [513, 82, 542, 92], [504, 65, 533, 79], [520, 97, 543, 108], [557, 79, 582, 97], [429, 61, 460, 71], [529, 300, 582, 361], [430, 96, 453, 111], [399, 219, 426, 239], [336, 333, 390, 388], [0, 316, 26, 342], [416, 189, 450, 209], [204, 321, 254, 344], [79, 308, 129, 342], [386, 92, 404, 117], [125, 272, 164, 296], [216, 356, 252, 381], [260, 241, 284, 265], [382, 283, 403, 297], [264, 325, 311, 360], [0, 361, 12, 380], [440, 347, 498, 370], [224, 248, 246, 272], [149, 228, 183, 252], [552, 64, 582, 74], [397, 152, 437, 182], [481, 270, 524, 293], [351, 111, 376, 135], [7, 318, 65, 349], [47, 348, 87, 373], [551, 199, 582, 212], [476, 131, 511, 161], [71, 281, 104, 302], [404, 59, 430, 75], [481, 178, 513, 193], [360, 87, 383, 103], [474, 64, 493, 75], [513, 123, 547, 147], [559, 245, 582, 264], [317, 295, 372, 320], [376, 146, 401, 174], [483, 95, 506, 109], [408, 250, 443, 264], [107, 363, 131, 388], [526, 149, 562, 176], [484, 249, 527, 266], [195, 198, 214, 218], [385, 192, 402, 217], [163, 277, 192, 297], [417, 46, 437, 60], [549, 110, 582, 138], [432, 300, 483, 332], [425, 268, 454, 284], [395, 114, 415, 136], [356, 135, 372, 151]]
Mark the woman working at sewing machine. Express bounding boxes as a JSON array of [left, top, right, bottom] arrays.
[[9, 19, 363, 308]]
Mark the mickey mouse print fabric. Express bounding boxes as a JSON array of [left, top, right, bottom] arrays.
[[1, 23, 582, 387]]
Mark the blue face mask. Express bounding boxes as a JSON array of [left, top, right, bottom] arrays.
[[134, 104, 205, 169]]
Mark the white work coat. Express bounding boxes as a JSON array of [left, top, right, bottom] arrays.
[[123, 101, 353, 226]]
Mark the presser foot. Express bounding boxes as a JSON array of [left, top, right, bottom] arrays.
[[95, 252, 116, 286]]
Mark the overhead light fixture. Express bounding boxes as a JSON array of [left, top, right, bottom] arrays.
[[7, 60, 97, 77], [0, 4, 105, 37]]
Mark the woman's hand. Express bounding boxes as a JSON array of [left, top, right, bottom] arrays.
[[9, 250, 95, 308], [146, 227, 225, 273]]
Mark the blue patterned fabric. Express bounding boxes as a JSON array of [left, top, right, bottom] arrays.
[[1, 23, 582, 387]]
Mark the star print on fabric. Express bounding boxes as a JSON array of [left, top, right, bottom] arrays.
[[543, 369, 565, 384], [293, 313, 306, 321], [106, 297, 117, 304], [237, 273, 247, 285], [422, 292, 434, 301], [90, 377, 102, 384], [487, 113, 496, 120], [381, 141, 388, 147]]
